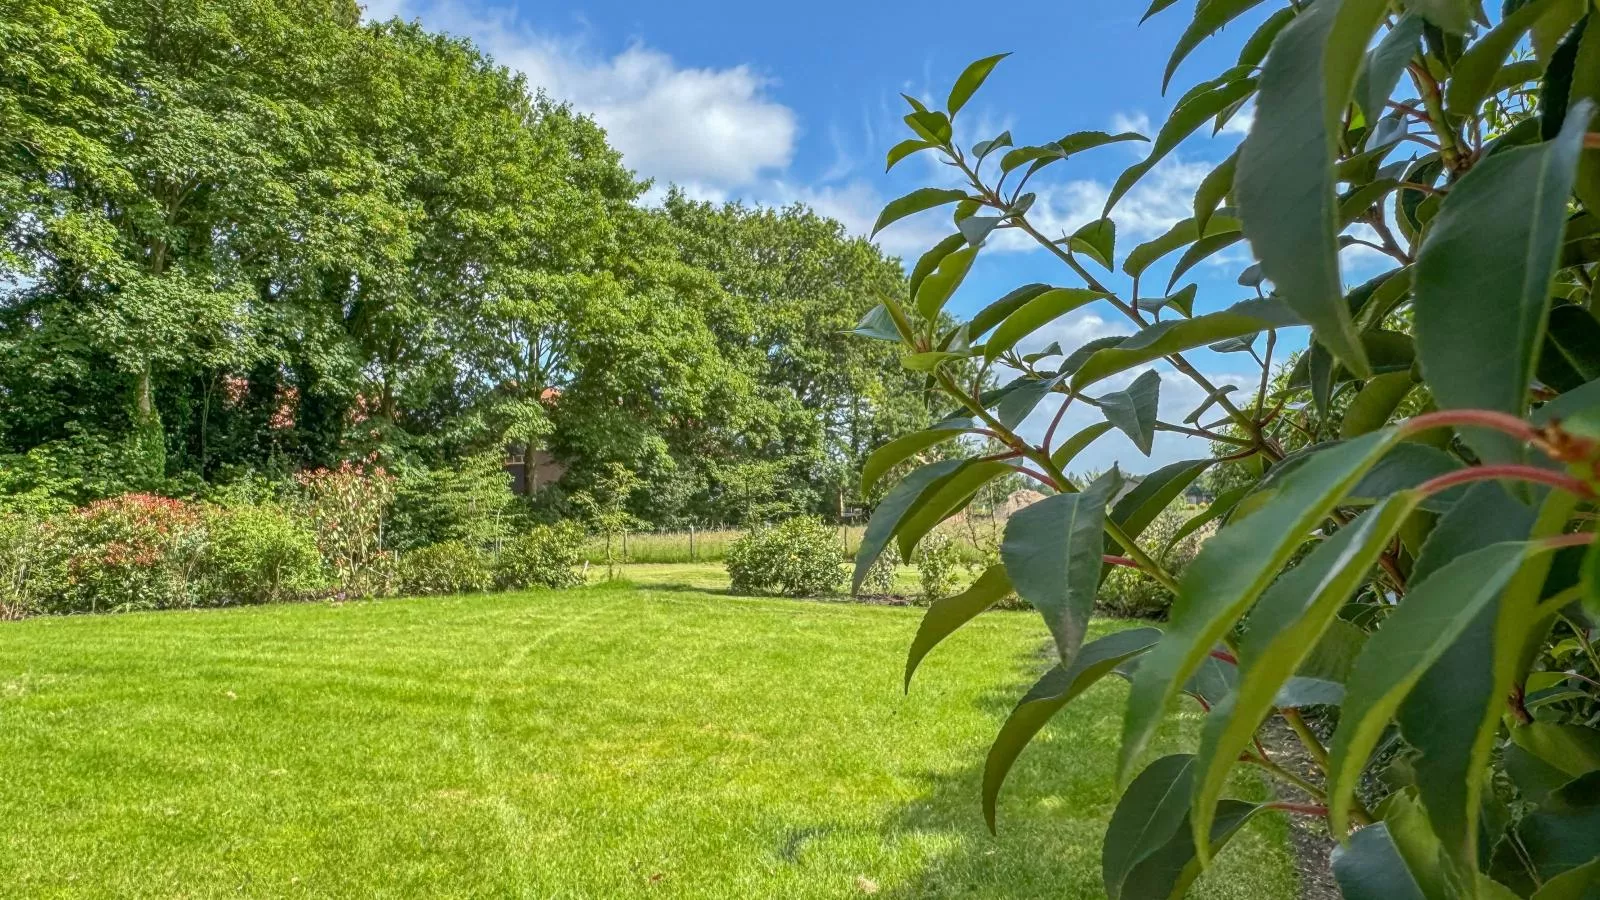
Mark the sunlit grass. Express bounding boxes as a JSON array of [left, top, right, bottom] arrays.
[[0, 575, 1298, 898]]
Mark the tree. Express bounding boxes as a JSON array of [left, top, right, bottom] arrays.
[[866, 15, 1600, 898]]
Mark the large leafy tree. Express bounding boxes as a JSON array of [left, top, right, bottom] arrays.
[[865, 7, 1600, 897]]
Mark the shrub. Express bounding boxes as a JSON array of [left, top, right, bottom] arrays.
[[495, 522, 585, 590], [913, 530, 967, 601], [398, 541, 491, 596], [40, 494, 208, 613], [857, 542, 900, 598], [202, 503, 326, 605], [725, 516, 842, 597], [293, 460, 396, 597], [1097, 504, 1214, 620]]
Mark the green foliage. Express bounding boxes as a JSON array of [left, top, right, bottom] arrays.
[[725, 517, 843, 597], [864, 26, 1600, 898], [914, 529, 968, 600], [202, 503, 326, 605], [292, 461, 397, 597], [389, 452, 516, 551], [494, 522, 585, 590], [857, 541, 901, 598], [398, 541, 492, 597]]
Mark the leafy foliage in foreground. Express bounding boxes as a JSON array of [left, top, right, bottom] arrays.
[[862, 9, 1600, 897]]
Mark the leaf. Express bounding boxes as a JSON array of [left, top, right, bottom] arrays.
[[852, 304, 905, 342], [905, 565, 1013, 690], [852, 460, 965, 594], [1539, 304, 1600, 392], [947, 53, 1010, 117], [1511, 723, 1600, 778], [1105, 78, 1258, 215], [982, 627, 1162, 831], [1400, 0, 1473, 33], [1194, 149, 1239, 234], [1448, 0, 1586, 116], [1166, 230, 1245, 293], [1499, 771, 1600, 891], [1238, 5, 1298, 67], [1071, 218, 1117, 269], [1237, 0, 1387, 379], [1117, 799, 1266, 900], [984, 288, 1106, 361], [1327, 541, 1547, 836], [1103, 754, 1196, 898], [1141, 0, 1185, 23], [958, 215, 1003, 247], [861, 424, 971, 493], [1165, 0, 1270, 92], [1414, 98, 1593, 464], [907, 234, 967, 303], [1057, 130, 1150, 155], [1110, 459, 1212, 544], [968, 283, 1053, 339], [1340, 371, 1415, 438], [896, 461, 1015, 559], [1192, 495, 1416, 857], [1358, 15, 1426, 124], [1001, 470, 1122, 667], [1331, 823, 1428, 900], [886, 138, 933, 171], [1159, 484, 1251, 558], [994, 375, 1063, 431], [971, 130, 1012, 160], [916, 245, 979, 320], [1120, 429, 1403, 782], [1532, 858, 1600, 899], [1060, 335, 1133, 376], [1069, 297, 1303, 390], [1099, 370, 1162, 455], [873, 188, 970, 236], [1049, 421, 1115, 471], [1123, 214, 1242, 278], [903, 109, 952, 144], [1584, 537, 1600, 620]]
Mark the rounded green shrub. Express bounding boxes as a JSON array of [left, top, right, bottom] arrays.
[[725, 516, 843, 597], [1097, 504, 1214, 620], [914, 530, 967, 601], [202, 503, 326, 605], [495, 522, 585, 590], [857, 542, 901, 598], [398, 541, 491, 596]]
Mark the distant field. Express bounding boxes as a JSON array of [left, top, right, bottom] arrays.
[[0, 577, 1297, 898], [582, 525, 996, 565]]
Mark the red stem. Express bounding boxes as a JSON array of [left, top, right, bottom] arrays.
[[1103, 555, 1138, 568], [1042, 396, 1074, 455], [1008, 465, 1060, 491], [1542, 532, 1597, 550], [1265, 802, 1329, 818], [1210, 649, 1238, 666], [1401, 409, 1541, 444], [1415, 464, 1594, 500]]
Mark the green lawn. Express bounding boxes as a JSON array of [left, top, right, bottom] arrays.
[[0, 575, 1299, 899]]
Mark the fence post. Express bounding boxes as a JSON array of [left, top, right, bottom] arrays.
[[689, 524, 696, 562], [622, 530, 629, 562]]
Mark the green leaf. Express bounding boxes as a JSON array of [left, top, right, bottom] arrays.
[[908, 234, 969, 302], [1103, 754, 1196, 898], [1105, 78, 1258, 215], [984, 288, 1106, 361], [1327, 541, 1545, 835], [1238, 5, 1298, 67], [1194, 149, 1239, 233], [1414, 99, 1593, 464], [1069, 297, 1302, 390], [1165, 0, 1269, 92], [1123, 214, 1242, 278], [1236, 0, 1387, 379], [1166, 229, 1244, 292], [1497, 771, 1600, 891], [968, 283, 1053, 339], [1071, 218, 1117, 269], [1002, 470, 1122, 666], [1340, 371, 1415, 438], [983, 627, 1162, 831], [896, 461, 1015, 559], [1056, 130, 1150, 155], [1358, 15, 1425, 124], [994, 375, 1063, 431], [1400, 0, 1473, 33], [1049, 421, 1115, 471], [1448, 0, 1586, 116], [1160, 484, 1252, 559], [916, 245, 979, 320], [904, 565, 1013, 690], [903, 109, 952, 144], [873, 188, 969, 237], [947, 53, 1010, 117], [1583, 537, 1600, 620], [958, 215, 1002, 247], [852, 303, 905, 342], [861, 424, 971, 493], [1060, 335, 1133, 376], [1539, 304, 1600, 392], [853, 460, 964, 594], [1141, 0, 1184, 23], [1331, 823, 1428, 900], [886, 138, 933, 172], [1110, 459, 1212, 544], [1512, 723, 1600, 778], [1121, 430, 1403, 781], [1192, 495, 1416, 857], [1099, 370, 1162, 455], [1532, 858, 1600, 899], [971, 130, 1013, 160]]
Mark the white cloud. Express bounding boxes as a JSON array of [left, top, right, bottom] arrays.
[[362, 1, 797, 189], [1219, 103, 1255, 136]]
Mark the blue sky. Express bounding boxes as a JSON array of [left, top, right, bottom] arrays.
[[362, 0, 1388, 476]]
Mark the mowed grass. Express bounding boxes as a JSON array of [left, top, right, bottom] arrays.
[[0, 575, 1299, 899]]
